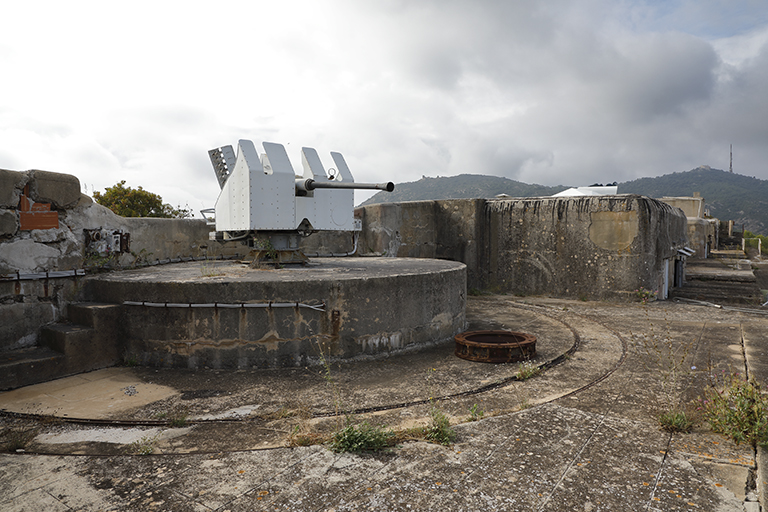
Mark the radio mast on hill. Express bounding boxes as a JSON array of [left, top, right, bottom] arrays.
[[730, 144, 733, 173]]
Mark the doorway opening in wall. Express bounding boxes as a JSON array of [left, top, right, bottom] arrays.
[[674, 258, 684, 288]]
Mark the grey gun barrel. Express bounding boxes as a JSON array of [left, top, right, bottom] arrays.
[[295, 178, 394, 195]]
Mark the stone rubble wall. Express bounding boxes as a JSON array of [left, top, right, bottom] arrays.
[[0, 168, 246, 351]]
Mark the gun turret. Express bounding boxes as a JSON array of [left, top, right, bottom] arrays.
[[205, 140, 394, 265]]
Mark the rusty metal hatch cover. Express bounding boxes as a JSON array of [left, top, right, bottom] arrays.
[[454, 330, 537, 363]]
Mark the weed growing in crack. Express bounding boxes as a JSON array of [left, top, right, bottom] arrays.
[[155, 405, 189, 427], [289, 424, 326, 448], [634, 286, 657, 304], [658, 409, 695, 433], [199, 245, 224, 277], [423, 403, 456, 446], [329, 419, 395, 453], [313, 336, 398, 451], [168, 406, 189, 428], [703, 370, 768, 447], [314, 336, 347, 429], [467, 403, 484, 422], [518, 397, 532, 410], [631, 308, 696, 432], [127, 434, 157, 455], [516, 361, 541, 381]]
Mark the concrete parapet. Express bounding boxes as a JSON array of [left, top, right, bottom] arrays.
[[485, 195, 687, 299], [350, 195, 687, 300]]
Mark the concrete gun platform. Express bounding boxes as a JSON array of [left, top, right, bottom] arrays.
[[78, 257, 466, 369], [2, 296, 768, 511]]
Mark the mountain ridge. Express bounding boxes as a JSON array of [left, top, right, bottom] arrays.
[[361, 167, 768, 233]]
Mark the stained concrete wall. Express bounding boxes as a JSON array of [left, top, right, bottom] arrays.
[[660, 196, 717, 259], [1, 168, 248, 351], [345, 195, 688, 300], [80, 258, 466, 369], [354, 199, 487, 288], [484, 196, 687, 299]]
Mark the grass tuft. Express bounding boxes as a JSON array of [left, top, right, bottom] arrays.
[[329, 420, 394, 453]]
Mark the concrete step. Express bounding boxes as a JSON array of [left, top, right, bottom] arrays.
[[68, 302, 121, 335], [40, 308, 121, 375], [0, 346, 66, 390], [710, 249, 746, 259], [0, 302, 124, 390], [670, 279, 763, 305]]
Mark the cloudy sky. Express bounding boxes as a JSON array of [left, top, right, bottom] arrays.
[[1, 0, 767, 211]]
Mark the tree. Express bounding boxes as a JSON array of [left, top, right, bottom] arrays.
[[93, 181, 192, 218]]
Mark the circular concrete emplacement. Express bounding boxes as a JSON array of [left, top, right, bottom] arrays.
[[81, 257, 467, 369]]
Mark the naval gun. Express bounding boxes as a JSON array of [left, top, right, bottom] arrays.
[[205, 140, 394, 265]]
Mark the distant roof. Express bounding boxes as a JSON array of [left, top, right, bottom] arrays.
[[552, 186, 618, 197]]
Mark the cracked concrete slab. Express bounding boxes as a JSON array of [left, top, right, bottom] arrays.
[[1, 297, 766, 511]]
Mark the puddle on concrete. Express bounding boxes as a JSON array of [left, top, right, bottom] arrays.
[[0, 367, 178, 418]]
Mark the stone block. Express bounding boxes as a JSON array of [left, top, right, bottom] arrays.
[[0, 209, 18, 236], [28, 170, 81, 209], [0, 239, 61, 273], [0, 168, 28, 207]]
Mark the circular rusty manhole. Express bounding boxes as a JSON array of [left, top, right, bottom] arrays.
[[454, 330, 537, 363]]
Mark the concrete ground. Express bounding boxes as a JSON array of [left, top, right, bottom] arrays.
[[2, 296, 768, 511]]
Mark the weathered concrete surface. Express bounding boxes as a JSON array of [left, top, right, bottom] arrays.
[[485, 195, 687, 299], [357, 199, 486, 287], [80, 258, 467, 368], [686, 217, 718, 259], [1, 298, 764, 511], [0, 209, 17, 237], [352, 196, 687, 300]]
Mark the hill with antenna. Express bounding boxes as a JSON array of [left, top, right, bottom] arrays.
[[362, 167, 768, 233], [620, 166, 768, 233]]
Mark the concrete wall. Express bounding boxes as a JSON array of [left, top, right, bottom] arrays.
[[355, 199, 487, 288], [484, 196, 687, 299], [80, 258, 466, 369], [342, 195, 688, 300], [660, 196, 718, 259], [662, 197, 704, 218], [1, 169, 248, 351], [685, 218, 718, 259]]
